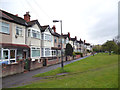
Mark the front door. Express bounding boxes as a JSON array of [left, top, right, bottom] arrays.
[[23, 51, 26, 60]]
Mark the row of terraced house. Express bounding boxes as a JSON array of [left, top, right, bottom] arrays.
[[0, 10, 92, 65]]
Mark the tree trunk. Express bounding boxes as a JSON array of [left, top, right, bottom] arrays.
[[109, 51, 111, 55]]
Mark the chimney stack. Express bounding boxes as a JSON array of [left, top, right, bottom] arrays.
[[75, 36, 77, 40], [68, 32, 70, 38], [24, 12, 31, 22], [16, 14, 18, 17], [84, 40, 86, 43], [52, 25, 56, 32], [80, 38, 81, 41]]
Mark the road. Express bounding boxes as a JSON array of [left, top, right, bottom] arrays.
[[2, 55, 91, 88]]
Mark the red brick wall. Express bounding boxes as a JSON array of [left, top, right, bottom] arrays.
[[2, 61, 24, 77], [30, 59, 43, 70], [47, 58, 59, 66]]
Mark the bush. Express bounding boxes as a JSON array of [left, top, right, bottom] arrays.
[[73, 52, 76, 56], [74, 52, 83, 57]]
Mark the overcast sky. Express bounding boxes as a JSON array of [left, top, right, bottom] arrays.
[[0, 0, 119, 45]]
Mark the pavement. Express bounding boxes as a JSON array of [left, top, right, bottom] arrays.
[[2, 55, 92, 88]]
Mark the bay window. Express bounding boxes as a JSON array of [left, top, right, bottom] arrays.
[[45, 34, 52, 41], [42, 48, 44, 57], [1, 49, 17, 63], [10, 50, 15, 59], [3, 50, 9, 59], [32, 30, 37, 38], [31, 47, 40, 57], [52, 50, 56, 56], [59, 38, 61, 43], [45, 48, 50, 56], [28, 29, 40, 39], [32, 30, 40, 39], [0, 22, 9, 34]]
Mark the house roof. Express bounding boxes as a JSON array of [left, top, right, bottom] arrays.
[[85, 43, 90, 46], [62, 34, 69, 39], [70, 37, 76, 41], [27, 20, 42, 30], [0, 9, 27, 26], [41, 25, 49, 32], [52, 32, 60, 37]]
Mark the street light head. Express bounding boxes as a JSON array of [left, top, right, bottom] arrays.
[[53, 20, 59, 23]]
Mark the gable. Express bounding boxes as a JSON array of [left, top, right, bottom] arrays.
[[32, 24, 41, 31]]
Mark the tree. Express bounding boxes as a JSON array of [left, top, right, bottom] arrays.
[[102, 41, 118, 55], [65, 43, 73, 56], [92, 45, 102, 53], [118, 43, 120, 54]]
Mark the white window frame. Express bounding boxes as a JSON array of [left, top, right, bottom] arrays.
[[44, 48, 51, 57], [16, 26, 23, 36], [44, 34, 52, 42], [1, 48, 17, 64], [31, 47, 40, 58], [28, 28, 41, 39], [0, 22, 10, 34]]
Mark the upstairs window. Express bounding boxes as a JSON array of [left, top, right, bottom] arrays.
[[42, 33, 44, 40], [59, 38, 61, 43], [28, 29, 31, 37], [0, 22, 9, 34], [54, 37, 57, 43], [62, 38, 64, 44], [16, 26, 22, 36], [28, 29, 40, 39], [37, 31, 40, 39], [45, 34, 52, 41], [32, 30, 37, 38], [32, 30, 40, 39]]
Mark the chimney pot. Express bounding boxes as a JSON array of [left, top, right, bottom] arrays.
[[52, 25, 56, 32], [68, 32, 70, 38], [24, 12, 31, 22]]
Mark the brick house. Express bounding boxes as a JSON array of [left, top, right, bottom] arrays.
[[51, 25, 61, 57], [41, 25, 53, 58], [24, 12, 42, 61], [0, 10, 30, 64]]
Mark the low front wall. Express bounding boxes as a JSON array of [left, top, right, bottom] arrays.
[[1, 54, 85, 77], [1, 60, 24, 77], [30, 59, 43, 70]]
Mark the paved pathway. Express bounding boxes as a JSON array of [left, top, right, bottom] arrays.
[[2, 55, 91, 88]]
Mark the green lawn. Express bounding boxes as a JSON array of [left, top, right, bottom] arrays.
[[18, 53, 118, 88]]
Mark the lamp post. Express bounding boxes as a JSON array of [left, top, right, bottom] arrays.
[[53, 20, 63, 68]]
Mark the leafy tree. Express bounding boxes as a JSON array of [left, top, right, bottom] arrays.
[[102, 41, 118, 55], [116, 42, 120, 54], [93, 45, 102, 52], [65, 43, 73, 56]]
